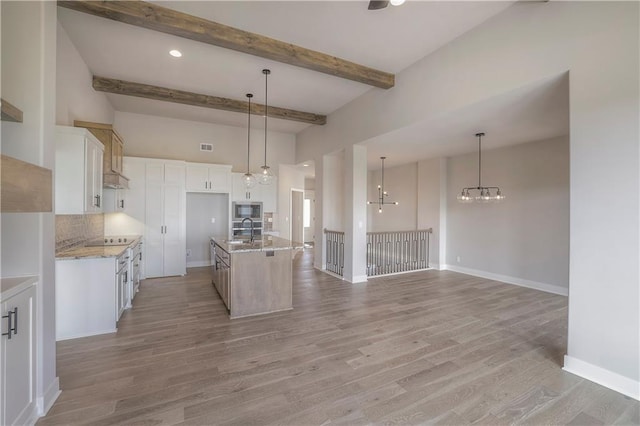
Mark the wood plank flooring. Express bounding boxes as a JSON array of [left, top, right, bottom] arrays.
[[39, 250, 639, 425]]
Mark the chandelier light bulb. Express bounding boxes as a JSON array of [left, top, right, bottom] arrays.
[[458, 132, 505, 204], [258, 165, 274, 185]]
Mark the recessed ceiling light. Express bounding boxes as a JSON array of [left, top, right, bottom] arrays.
[[390, 0, 405, 5], [303, 164, 309, 167], [169, 49, 182, 58]]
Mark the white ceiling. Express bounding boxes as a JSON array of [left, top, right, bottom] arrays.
[[57, 1, 515, 134], [360, 73, 570, 170]]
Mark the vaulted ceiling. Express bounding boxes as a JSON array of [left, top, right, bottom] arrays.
[[57, 1, 516, 134]]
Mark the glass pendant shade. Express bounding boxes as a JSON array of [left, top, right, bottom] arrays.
[[242, 172, 256, 189], [258, 165, 274, 185]]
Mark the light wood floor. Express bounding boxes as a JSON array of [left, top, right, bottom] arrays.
[[40, 250, 638, 425]]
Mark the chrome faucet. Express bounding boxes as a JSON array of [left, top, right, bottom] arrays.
[[241, 217, 255, 243]]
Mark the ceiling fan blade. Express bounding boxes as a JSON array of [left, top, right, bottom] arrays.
[[368, 1, 389, 10]]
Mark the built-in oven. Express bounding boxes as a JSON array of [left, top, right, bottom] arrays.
[[232, 202, 262, 221]]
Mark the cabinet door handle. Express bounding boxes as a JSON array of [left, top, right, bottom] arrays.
[[120, 200, 124, 209], [95, 194, 101, 208], [2, 307, 17, 339]]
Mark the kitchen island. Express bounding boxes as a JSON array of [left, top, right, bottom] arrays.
[[211, 236, 301, 319]]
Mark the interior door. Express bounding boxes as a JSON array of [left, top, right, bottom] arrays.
[[163, 164, 186, 277], [145, 163, 165, 278], [291, 190, 304, 243]]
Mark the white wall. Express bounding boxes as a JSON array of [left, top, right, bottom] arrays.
[[297, 2, 639, 395], [186, 193, 229, 267], [417, 158, 445, 268], [446, 137, 569, 293], [1, 0, 59, 415], [56, 22, 114, 125], [114, 111, 296, 173], [367, 163, 417, 232]]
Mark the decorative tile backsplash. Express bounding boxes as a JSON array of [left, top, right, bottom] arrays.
[[56, 214, 104, 252], [263, 212, 274, 232]]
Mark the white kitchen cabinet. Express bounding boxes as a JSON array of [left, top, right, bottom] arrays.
[[261, 177, 278, 213], [185, 163, 231, 193], [1, 277, 37, 426], [55, 126, 104, 214], [231, 173, 277, 212], [121, 157, 146, 221], [102, 188, 126, 213], [145, 161, 186, 278], [56, 257, 119, 340]]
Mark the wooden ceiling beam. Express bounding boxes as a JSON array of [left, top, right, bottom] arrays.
[[58, 0, 395, 89], [93, 76, 327, 125]]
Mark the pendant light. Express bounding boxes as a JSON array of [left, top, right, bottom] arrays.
[[457, 132, 505, 203], [367, 156, 398, 213], [242, 93, 256, 196], [258, 69, 274, 185]]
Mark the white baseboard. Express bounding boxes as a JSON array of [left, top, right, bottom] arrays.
[[368, 267, 433, 279], [38, 377, 61, 417], [187, 260, 212, 268], [347, 274, 368, 284], [563, 355, 640, 400], [56, 328, 117, 341], [18, 401, 39, 426], [442, 264, 568, 296]]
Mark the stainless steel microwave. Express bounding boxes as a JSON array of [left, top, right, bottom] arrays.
[[232, 202, 262, 220]]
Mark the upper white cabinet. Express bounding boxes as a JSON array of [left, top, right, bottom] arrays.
[[185, 163, 232, 193], [102, 188, 126, 213], [1, 277, 37, 426], [231, 173, 278, 212], [145, 161, 186, 278], [121, 157, 146, 223], [55, 126, 104, 214]]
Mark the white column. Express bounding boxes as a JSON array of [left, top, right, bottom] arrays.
[[313, 155, 325, 270], [343, 145, 368, 283]]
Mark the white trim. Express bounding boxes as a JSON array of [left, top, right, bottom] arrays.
[[346, 274, 368, 284], [56, 328, 117, 341], [38, 377, 61, 417], [16, 401, 38, 426], [442, 264, 568, 296], [367, 267, 433, 278], [187, 260, 212, 268], [563, 355, 640, 401]]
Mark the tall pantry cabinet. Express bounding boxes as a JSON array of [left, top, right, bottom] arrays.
[[144, 161, 186, 278]]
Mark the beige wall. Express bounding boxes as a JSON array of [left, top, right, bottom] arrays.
[[114, 111, 296, 174], [56, 22, 114, 126], [446, 136, 569, 291], [367, 162, 417, 232]]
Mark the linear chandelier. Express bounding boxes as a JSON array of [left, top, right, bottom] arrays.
[[367, 156, 398, 213], [242, 93, 256, 193], [458, 132, 505, 203], [258, 68, 274, 185]]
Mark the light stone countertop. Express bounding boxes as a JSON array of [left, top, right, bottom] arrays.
[[56, 236, 142, 260], [212, 235, 303, 254]]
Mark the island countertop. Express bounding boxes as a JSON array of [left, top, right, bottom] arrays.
[[212, 235, 303, 254]]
